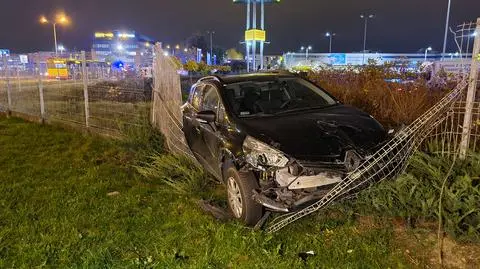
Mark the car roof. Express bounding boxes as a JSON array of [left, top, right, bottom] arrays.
[[204, 72, 298, 85]]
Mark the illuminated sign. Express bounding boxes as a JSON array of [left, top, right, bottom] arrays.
[[95, 32, 114, 39], [19, 55, 28, 64], [0, 49, 10, 56], [118, 33, 135, 39], [245, 29, 266, 42]]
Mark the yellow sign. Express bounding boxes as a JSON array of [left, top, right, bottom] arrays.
[[245, 29, 266, 42], [95, 32, 114, 39]]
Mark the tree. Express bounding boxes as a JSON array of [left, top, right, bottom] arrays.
[[186, 33, 208, 53], [225, 48, 244, 60]]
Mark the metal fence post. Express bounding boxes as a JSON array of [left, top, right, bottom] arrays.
[[459, 18, 480, 159], [3, 55, 12, 115], [81, 51, 90, 128], [36, 54, 46, 123]]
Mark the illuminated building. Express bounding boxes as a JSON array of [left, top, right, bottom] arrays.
[[91, 30, 154, 67], [233, 0, 280, 71]]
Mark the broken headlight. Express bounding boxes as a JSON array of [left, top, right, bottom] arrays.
[[243, 136, 289, 168]]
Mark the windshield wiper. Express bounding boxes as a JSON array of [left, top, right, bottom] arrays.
[[239, 112, 275, 118], [274, 104, 338, 115]]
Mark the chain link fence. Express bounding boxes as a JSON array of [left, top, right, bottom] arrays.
[[0, 51, 150, 136]]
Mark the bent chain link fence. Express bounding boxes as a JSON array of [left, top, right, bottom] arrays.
[[151, 44, 197, 160], [0, 51, 149, 136]]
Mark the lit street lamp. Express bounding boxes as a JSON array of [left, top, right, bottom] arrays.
[[360, 14, 374, 64], [325, 32, 336, 53], [300, 46, 312, 60], [424, 46, 433, 61], [39, 13, 69, 55]]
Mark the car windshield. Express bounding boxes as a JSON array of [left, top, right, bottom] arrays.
[[224, 77, 337, 117]]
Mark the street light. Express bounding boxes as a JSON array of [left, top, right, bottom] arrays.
[[424, 46, 433, 61], [174, 44, 180, 56], [39, 13, 70, 55], [325, 32, 336, 53], [360, 14, 374, 64], [301, 46, 312, 60]]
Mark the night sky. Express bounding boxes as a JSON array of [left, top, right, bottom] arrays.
[[1, 0, 479, 54]]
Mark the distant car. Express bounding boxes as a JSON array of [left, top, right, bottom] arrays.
[[182, 72, 387, 226]]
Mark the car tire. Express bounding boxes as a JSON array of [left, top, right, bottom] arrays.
[[224, 166, 263, 226]]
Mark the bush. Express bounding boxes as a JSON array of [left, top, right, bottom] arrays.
[[354, 151, 480, 242], [307, 63, 451, 129]]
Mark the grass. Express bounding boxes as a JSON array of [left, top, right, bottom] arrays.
[[0, 116, 422, 268]]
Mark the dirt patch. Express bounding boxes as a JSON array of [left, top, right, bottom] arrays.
[[355, 216, 480, 268], [393, 221, 480, 268]]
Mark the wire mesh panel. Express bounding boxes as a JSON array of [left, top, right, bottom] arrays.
[[0, 66, 8, 113], [151, 44, 196, 160], [43, 81, 86, 126], [8, 71, 41, 117], [87, 81, 149, 135]]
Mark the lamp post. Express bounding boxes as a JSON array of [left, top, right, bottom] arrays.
[[207, 31, 215, 61], [360, 14, 374, 64], [40, 13, 69, 55], [174, 44, 180, 56], [325, 32, 336, 53], [442, 0, 452, 60], [300, 46, 312, 60], [424, 46, 433, 61]]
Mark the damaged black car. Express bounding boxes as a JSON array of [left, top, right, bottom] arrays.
[[182, 72, 387, 226]]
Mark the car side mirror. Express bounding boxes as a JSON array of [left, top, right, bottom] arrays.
[[196, 110, 216, 123]]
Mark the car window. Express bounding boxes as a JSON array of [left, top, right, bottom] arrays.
[[189, 84, 203, 111], [224, 77, 337, 117], [202, 85, 220, 112]]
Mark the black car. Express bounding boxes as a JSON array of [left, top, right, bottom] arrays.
[[182, 72, 387, 226]]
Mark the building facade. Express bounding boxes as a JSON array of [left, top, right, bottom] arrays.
[[91, 30, 154, 67]]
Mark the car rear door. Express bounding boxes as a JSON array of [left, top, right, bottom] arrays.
[[183, 84, 206, 158]]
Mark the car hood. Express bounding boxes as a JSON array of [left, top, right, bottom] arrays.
[[237, 105, 387, 161]]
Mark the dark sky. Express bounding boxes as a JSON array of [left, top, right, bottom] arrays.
[[1, 0, 479, 54]]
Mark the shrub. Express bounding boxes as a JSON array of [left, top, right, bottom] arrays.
[[307, 63, 450, 129]]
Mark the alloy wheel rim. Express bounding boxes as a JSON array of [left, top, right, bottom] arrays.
[[227, 176, 243, 218]]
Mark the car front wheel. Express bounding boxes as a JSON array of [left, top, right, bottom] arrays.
[[225, 166, 263, 226]]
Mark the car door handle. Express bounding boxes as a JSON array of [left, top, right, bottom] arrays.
[[194, 126, 201, 135]]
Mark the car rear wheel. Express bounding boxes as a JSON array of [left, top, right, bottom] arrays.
[[225, 166, 263, 226]]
